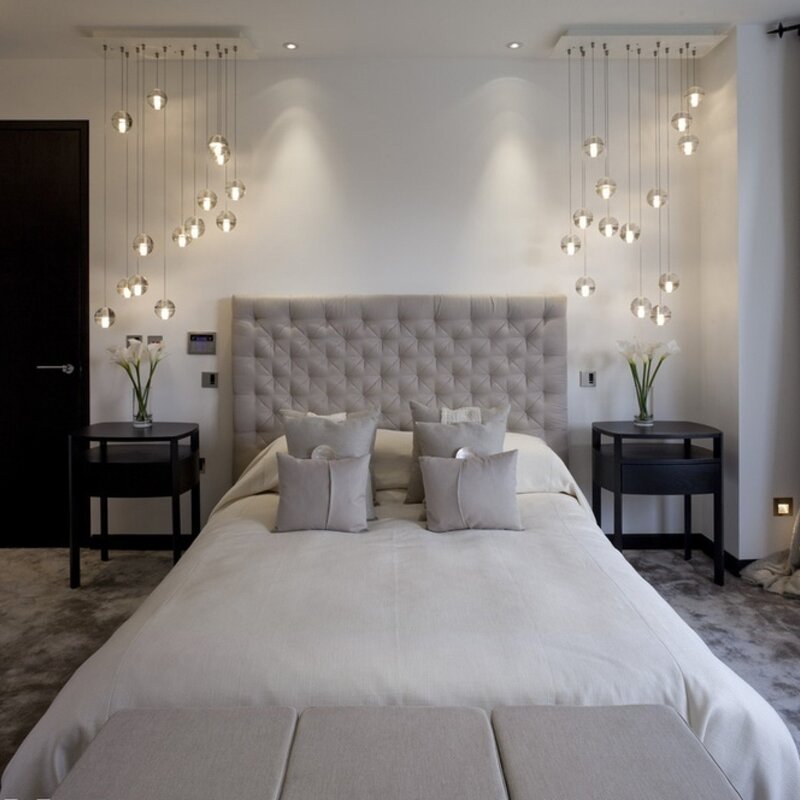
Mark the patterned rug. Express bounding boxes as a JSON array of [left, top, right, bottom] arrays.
[[1, 547, 798, 777]]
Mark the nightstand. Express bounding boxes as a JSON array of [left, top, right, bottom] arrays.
[[68, 422, 200, 588], [591, 421, 724, 585]]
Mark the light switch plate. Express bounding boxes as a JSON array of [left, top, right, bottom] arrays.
[[201, 371, 218, 388], [579, 370, 597, 388]]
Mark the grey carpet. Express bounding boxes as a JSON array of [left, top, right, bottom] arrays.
[[1, 547, 798, 779]]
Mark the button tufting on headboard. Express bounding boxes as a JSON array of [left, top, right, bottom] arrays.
[[232, 295, 568, 478]]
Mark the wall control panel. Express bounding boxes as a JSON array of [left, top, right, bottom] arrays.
[[188, 331, 217, 355]]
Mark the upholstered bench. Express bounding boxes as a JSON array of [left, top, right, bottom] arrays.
[[492, 704, 742, 800], [51, 708, 297, 800], [281, 706, 507, 800]]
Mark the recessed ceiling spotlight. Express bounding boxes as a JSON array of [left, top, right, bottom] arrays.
[[283, 42, 298, 51], [506, 41, 523, 50]]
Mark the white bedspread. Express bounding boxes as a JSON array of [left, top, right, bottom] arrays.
[[3, 489, 799, 799]]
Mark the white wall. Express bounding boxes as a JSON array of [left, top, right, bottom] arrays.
[[0, 55, 705, 537], [735, 26, 800, 559]]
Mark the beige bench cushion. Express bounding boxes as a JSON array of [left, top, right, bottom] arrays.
[[492, 705, 741, 800], [280, 706, 507, 800], [52, 708, 296, 800]]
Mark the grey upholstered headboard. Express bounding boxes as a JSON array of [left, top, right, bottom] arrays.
[[232, 295, 567, 477]]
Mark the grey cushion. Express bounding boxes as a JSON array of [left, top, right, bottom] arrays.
[[281, 409, 379, 519], [420, 451, 522, 532], [52, 708, 297, 800], [276, 453, 370, 532], [231, 295, 569, 477], [405, 401, 510, 503], [407, 412, 509, 503], [280, 706, 507, 800], [492, 705, 742, 800]]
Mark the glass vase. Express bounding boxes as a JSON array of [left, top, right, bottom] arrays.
[[132, 391, 152, 428], [634, 389, 654, 427]]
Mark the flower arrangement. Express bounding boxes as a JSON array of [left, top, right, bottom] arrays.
[[109, 339, 166, 427], [617, 339, 680, 425]]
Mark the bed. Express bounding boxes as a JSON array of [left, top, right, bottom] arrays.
[[3, 295, 799, 800]]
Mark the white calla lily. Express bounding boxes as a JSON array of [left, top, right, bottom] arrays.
[[617, 339, 679, 423], [108, 341, 167, 425]]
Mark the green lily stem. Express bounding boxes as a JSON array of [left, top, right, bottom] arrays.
[[117, 356, 160, 420]]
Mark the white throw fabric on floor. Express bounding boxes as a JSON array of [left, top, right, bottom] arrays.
[[742, 512, 800, 597]]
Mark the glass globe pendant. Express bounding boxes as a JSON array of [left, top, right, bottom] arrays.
[[599, 217, 619, 238], [147, 88, 167, 111], [659, 273, 680, 293], [172, 226, 192, 248], [583, 136, 604, 159], [132, 233, 153, 257], [630, 297, 652, 319], [647, 189, 668, 209], [111, 111, 132, 134], [595, 177, 617, 200], [685, 86, 705, 109], [651, 304, 672, 326], [129, 274, 149, 297], [116, 277, 132, 299], [619, 222, 641, 244], [671, 111, 692, 133], [154, 299, 176, 320], [207, 134, 229, 157], [197, 189, 218, 211], [93, 306, 116, 328], [185, 216, 205, 240], [216, 210, 237, 233], [212, 146, 231, 166], [575, 276, 596, 298], [560, 234, 581, 256], [678, 135, 700, 156], [573, 208, 593, 230], [226, 179, 246, 202]]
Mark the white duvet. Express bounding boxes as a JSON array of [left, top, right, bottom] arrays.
[[3, 432, 799, 799]]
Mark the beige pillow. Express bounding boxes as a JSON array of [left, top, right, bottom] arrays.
[[275, 453, 369, 532], [419, 451, 522, 532], [405, 405, 510, 504], [281, 409, 379, 519]]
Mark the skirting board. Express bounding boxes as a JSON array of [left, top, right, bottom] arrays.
[[610, 533, 754, 576]]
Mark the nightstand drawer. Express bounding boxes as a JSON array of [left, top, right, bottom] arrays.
[[621, 461, 720, 495]]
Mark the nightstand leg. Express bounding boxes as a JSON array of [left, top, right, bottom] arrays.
[[191, 484, 200, 538], [171, 440, 181, 564], [592, 483, 601, 526], [613, 489, 623, 550], [68, 435, 80, 589], [714, 488, 724, 586], [683, 495, 692, 561], [100, 496, 109, 561]]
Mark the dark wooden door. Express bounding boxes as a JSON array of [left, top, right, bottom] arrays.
[[0, 121, 89, 546]]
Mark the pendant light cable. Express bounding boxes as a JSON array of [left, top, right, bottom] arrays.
[[234, 45, 238, 177], [102, 45, 109, 305], [567, 48, 573, 227], [626, 45, 631, 224], [141, 44, 146, 245], [580, 47, 586, 208], [637, 48, 643, 296], [205, 51, 210, 187], [180, 49, 185, 220], [135, 46, 140, 245], [224, 47, 229, 211], [125, 50, 130, 278], [666, 48, 672, 285], [192, 44, 197, 204], [604, 43, 610, 215], [163, 51, 168, 297], [656, 48, 662, 302], [590, 42, 596, 136]]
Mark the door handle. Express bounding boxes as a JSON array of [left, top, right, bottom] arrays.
[[36, 364, 75, 375]]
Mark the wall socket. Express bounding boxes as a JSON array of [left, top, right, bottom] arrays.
[[201, 372, 218, 388], [579, 370, 597, 388]]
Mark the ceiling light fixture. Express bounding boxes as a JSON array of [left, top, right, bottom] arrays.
[[597, 44, 619, 238], [631, 47, 651, 320], [185, 45, 205, 239], [197, 51, 218, 212], [651, 46, 671, 326], [620, 45, 640, 245], [658, 49, 680, 299], [685, 46, 705, 108], [561, 48, 581, 257], [582, 42, 604, 159], [506, 41, 523, 50], [156, 47, 175, 321], [283, 42, 298, 50], [226, 45, 246, 202], [173, 50, 192, 248]]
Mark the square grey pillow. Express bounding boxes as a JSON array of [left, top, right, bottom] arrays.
[[281, 409, 379, 519], [419, 451, 522, 532], [405, 405, 510, 504], [275, 453, 370, 533]]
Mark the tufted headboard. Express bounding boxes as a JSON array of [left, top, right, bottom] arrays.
[[232, 295, 567, 477]]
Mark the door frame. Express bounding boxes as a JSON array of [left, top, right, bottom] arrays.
[[0, 120, 90, 546]]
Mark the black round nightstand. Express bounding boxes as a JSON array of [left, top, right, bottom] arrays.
[[591, 421, 724, 585], [68, 422, 200, 588]]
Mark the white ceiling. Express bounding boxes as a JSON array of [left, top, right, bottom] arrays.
[[0, 0, 796, 59]]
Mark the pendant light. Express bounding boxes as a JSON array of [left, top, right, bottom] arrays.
[[116, 50, 133, 299], [156, 49, 175, 321], [185, 45, 205, 239], [216, 48, 237, 232], [131, 46, 153, 260], [631, 48, 651, 319], [671, 48, 693, 133], [561, 48, 581, 256], [573, 47, 593, 230], [575, 233, 596, 297], [94, 45, 116, 328], [659, 50, 680, 298], [209, 47, 230, 165], [226, 45, 246, 202], [172, 50, 192, 247], [147, 47, 168, 111], [685, 46, 705, 108], [647, 46, 668, 209], [111, 46, 132, 134], [582, 42, 604, 158], [597, 44, 619, 238], [651, 47, 671, 326], [197, 51, 218, 212], [620, 46, 641, 244]]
